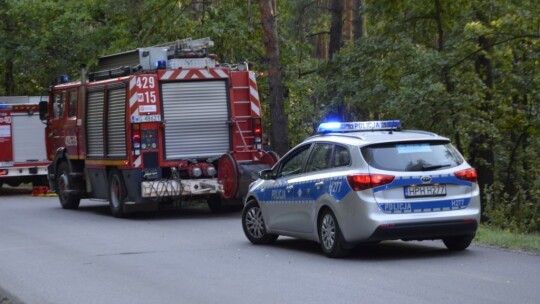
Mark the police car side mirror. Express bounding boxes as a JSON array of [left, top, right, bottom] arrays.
[[258, 169, 274, 180]]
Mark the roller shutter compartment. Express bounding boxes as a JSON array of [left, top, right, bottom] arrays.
[[86, 90, 105, 157], [161, 80, 230, 160], [107, 88, 127, 158]]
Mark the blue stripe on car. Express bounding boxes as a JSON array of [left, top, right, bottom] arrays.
[[378, 198, 471, 214]]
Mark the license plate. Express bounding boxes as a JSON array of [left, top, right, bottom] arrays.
[[0, 161, 13, 167], [404, 184, 446, 198], [131, 114, 161, 123]]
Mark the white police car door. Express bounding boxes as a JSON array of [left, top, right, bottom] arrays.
[[295, 143, 335, 232], [309, 144, 353, 204], [264, 144, 313, 233]]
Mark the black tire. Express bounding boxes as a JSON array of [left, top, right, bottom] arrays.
[[33, 176, 49, 187], [207, 195, 243, 213], [207, 194, 223, 213], [443, 235, 474, 251], [242, 200, 278, 245], [108, 170, 127, 218], [318, 209, 349, 258], [56, 161, 81, 209]]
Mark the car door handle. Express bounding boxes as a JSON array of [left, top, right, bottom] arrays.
[[315, 181, 324, 189]]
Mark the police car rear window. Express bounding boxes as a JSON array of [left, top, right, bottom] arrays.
[[361, 141, 463, 172]]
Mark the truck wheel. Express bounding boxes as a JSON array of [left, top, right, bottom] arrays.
[[56, 161, 81, 209], [206, 194, 223, 213], [108, 170, 127, 218]]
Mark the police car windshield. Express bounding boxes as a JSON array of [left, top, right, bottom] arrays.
[[361, 141, 463, 172]]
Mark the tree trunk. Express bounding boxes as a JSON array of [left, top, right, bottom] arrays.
[[470, 35, 495, 194], [3, 59, 14, 95], [311, 0, 330, 60], [433, 0, 444, 51], [259, 0, 289, 156], [343, 0, 353, 41], [328, 0, 344, 59], [1, 0, 15, 95], [352, 0, 365, 41]]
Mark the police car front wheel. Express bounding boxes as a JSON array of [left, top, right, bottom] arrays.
[[242, 200, 278, 245]]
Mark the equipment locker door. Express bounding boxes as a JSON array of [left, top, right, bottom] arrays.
[[0, 110, 13, 166], [64, 90, 81, 157], [48, 90, 80, 157]]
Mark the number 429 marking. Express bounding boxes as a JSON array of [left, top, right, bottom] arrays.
[[137, 76, 155, 89]]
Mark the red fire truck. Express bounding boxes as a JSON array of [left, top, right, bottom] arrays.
[[39, 38, 278, 217], [0, 96, 49, 189]]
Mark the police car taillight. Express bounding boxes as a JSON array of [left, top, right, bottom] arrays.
[[347, 174, 395, 191], [0, 169, 7, 176], [454, 168, 477, 183]]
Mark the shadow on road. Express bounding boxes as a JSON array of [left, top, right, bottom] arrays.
[[0, 185, 32, 196], [271, 237, 473, 261], [72, 201, 242, 221]]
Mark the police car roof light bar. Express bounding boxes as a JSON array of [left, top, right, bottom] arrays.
[[317, 120, 401, 133]]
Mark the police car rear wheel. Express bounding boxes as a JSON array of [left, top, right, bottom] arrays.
[[242, 200, 278, 245], [319, 210, 349, 258], [443, 235, 474, 251]]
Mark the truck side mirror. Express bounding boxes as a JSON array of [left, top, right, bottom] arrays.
[[39, 100, 49, 121]]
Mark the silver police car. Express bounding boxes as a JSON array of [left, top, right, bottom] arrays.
[[241, 120, 480, 258]]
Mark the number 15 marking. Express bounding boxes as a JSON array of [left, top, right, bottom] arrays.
[[137, 92, 157, 103]]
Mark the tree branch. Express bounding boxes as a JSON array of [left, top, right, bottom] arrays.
[[306, 31, 330, 38], [448, 34, 540, 70]]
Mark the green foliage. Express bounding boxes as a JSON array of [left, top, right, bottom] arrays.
[[0, 0, 539, 232], [310, 0, 540, 232], [475, 225, 540, 253], [484, 183, 540, 233]]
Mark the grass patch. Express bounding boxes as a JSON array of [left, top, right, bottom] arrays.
[[474, 225, 540, 254]]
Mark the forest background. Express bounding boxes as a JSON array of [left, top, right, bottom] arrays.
[[0, 0, 538, 233]]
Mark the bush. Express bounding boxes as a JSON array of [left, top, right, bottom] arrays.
[[483, 182, 540, 233]]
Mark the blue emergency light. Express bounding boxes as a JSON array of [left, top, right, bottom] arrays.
[[317, 120, 401, 133], [59, 75, 69, 83], [156, 60, 167, 69]]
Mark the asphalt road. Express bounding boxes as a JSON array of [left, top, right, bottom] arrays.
[[1, 187, 539, 304]]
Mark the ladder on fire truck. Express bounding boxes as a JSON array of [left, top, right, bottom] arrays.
[[92, 37, 256, 152]]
